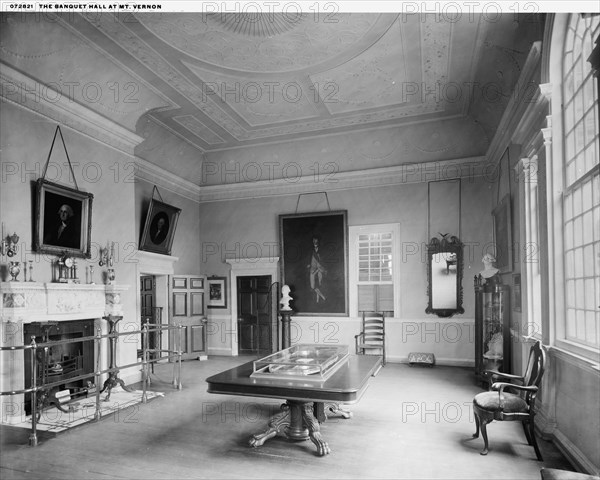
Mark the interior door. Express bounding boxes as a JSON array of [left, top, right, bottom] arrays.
[[140, 276, 155, 319], [169, 275, 207, 361], [140, 275, 157, 359], [237, 275, 272, 355]]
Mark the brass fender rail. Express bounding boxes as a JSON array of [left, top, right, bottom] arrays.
[[0, 323, 184, 446]]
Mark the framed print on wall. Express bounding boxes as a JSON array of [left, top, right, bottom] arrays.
[[139, 199, 181, 256], [33, 179, 93, 258], [492, 194, 513, 273], [279, 210, 348, 316], [207, 276, 227, 309]]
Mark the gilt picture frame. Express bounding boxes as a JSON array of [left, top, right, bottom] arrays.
[[279, 210, 348, 316], [139, 198, 181, 256], [33, 179, 93, 258]]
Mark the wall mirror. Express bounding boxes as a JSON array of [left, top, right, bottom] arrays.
[[426, 234, 464, 318]]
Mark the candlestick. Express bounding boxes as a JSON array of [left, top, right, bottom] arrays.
[[28, 260, 34, 282]]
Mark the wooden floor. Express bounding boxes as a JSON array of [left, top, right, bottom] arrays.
[[1, 355, 575, 480]]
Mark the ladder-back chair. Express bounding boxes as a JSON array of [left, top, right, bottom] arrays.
[[355, 312, 386, 366]]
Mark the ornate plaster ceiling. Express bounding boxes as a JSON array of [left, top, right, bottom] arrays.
[[0, 11, 544, 184]]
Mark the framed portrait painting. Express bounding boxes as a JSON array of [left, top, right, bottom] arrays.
[[207, 277, 227, 309], [140, 199, 181, 256], [279, 210, 348, 316], [33, 179, 93, 258], [492, 194, 513, 273]]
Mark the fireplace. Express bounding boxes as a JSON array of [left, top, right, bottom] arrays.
[[0, 282, 129, 424], [23, 319, 96, 415]]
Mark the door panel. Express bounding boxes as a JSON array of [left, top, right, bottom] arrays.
[[237, 275, 273, 355], [169, 275, 207, 360], [172, 292, 188, 316], [190, 292, 204, 316]]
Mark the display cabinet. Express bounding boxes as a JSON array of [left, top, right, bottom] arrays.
[[474, 274, 511, 385]]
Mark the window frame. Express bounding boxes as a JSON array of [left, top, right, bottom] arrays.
[[548, 13, 600, 361], [349, 223, 401, 318]]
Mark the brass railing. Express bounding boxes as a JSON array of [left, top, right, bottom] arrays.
[[0, 322, 183, 447]]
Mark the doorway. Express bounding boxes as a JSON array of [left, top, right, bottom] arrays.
[[139, 275, 164, 362], [237, 275, 273, 355]]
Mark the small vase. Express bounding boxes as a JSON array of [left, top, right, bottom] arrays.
[[9, 262, 20, 282]]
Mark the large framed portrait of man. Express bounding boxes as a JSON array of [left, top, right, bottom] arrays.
[[33, 179, 93, 258], [279, 210, 348, 316]]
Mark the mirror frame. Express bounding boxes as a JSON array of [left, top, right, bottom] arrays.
[[425, 234, 464, 318]]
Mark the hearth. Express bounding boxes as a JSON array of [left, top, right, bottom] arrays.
[[0, 281, 129, 425], [23, 319, 95, 415]]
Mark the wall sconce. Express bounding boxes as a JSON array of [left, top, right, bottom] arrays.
[[0, 223, 19, 257], [98, 242, 114, 267]]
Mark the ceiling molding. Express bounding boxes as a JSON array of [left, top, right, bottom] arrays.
[[0, 62, 144, 156], [485, 41, 543, 165], [197, 156, 488, 203], [134, 156, 201, 203]]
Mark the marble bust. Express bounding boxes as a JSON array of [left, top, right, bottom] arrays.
[[279, 284, 293, 311], [480, 253, 499, 280]]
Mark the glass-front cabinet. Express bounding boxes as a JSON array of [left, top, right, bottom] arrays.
[[474, 275, 511, 385]]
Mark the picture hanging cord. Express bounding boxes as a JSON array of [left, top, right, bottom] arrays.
[[41, 125, 80, 191], [294, 191, 331, 214], [152, 185, 164, 202]]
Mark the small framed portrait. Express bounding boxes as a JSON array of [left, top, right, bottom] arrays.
[[33, 179, 93, 258], [139, 199, 181, 256], [207, 277, 227, 309]]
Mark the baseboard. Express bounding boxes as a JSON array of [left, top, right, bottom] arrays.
[[207, 347, 233, 356], [551, 427, 600, 476], [387, 355, 474, 367]]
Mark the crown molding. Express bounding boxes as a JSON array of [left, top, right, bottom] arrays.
[[0, 62, 143, 156], [197, 156, 488, 203], [134, 157, 201, 203], [485, 41, 543, 165]]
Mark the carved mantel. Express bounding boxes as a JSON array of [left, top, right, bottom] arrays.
[[0, 282, 129, 324], [0, 282, 129, 425]]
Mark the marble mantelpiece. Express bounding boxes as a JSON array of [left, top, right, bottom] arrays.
[[0, 282, 129, 424]]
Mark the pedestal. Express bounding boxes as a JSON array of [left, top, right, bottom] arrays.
[[280, 310, 292, 349], [249, 400, 331, 456], [100, 315, 133, 401]]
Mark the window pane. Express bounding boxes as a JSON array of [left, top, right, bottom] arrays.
[[566, 279, 575, 307], [585, 279, 595, 310], [583, 244, 594, 277], [585, 311, 597, 345], [574, 248, 584, 278], [576, 310, 586, 342], [567, 308, 577, 337]]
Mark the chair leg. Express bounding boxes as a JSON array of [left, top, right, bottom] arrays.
[[528, 420, 543, 461], [522, 420, 533, 445], [473, 412, 480, 438], [479, 418, 490, 455]]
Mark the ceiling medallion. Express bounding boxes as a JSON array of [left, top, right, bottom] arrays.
[[207, 12, 304, 37]]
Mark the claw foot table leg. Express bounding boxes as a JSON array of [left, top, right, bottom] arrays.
[[302, 403, 331, 456], [249, 403, 290, 448]]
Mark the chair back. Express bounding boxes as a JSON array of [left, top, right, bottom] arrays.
[[361, 312, 385, 344], [522, 340, 546, 404]]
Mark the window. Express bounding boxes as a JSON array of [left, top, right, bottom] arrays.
[[349, 224, 400, 317], [554, 14, 600, 355]]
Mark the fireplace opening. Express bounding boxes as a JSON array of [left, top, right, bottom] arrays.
[[23, 319, 96, 415]]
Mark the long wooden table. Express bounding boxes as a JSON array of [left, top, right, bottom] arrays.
[[206, 355, 381, 456]]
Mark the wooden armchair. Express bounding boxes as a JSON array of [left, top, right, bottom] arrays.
[[355, 312, 386, 367], [472, 340, 546, 459]]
